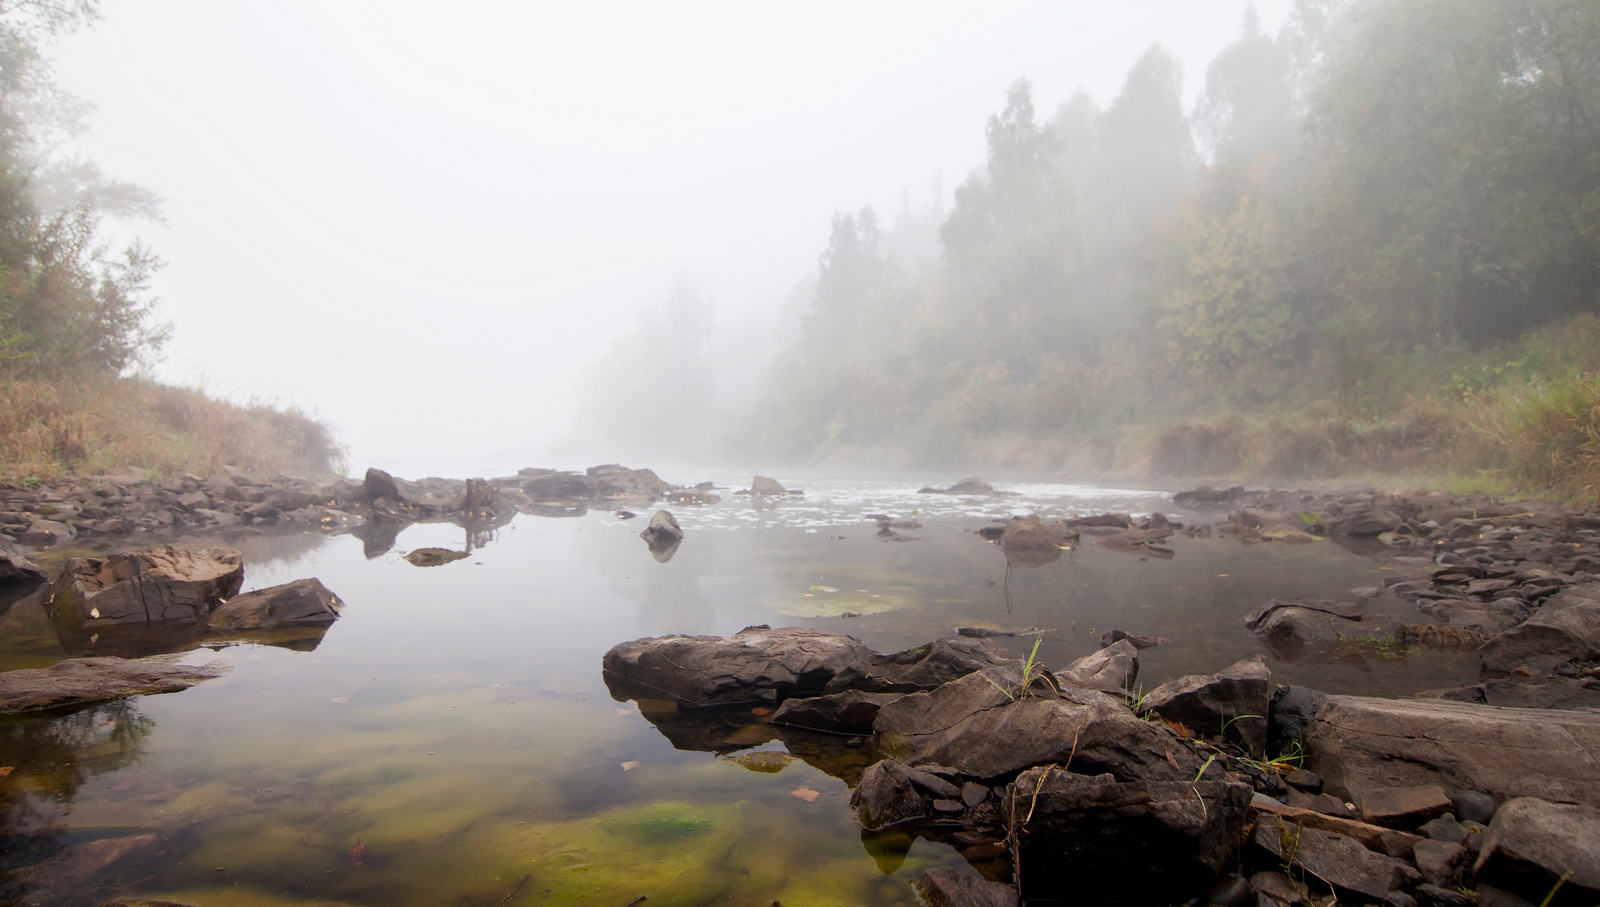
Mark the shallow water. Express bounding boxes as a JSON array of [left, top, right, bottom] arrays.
[[0, 478, 1477, 906]]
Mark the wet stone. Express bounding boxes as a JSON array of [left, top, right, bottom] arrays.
[[1411, 839, 1467, 888], [931, 798, 963, 815], [961, 781, 988, 808], [1449, 790, 1499, 825], [1418, 814, 1468, 844], [1285, 769, 1323, 794]]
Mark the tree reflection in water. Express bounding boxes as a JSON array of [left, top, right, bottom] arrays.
[[0, 700, 154, 904]]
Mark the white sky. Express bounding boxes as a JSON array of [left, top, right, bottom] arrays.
[[51, 1, 1290, 478]]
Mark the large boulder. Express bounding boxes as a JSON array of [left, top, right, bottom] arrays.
[[998, 516, 1073, 551], [872, 663, 1202, 782], [945, 476, 996, 495], [54, 546, 244, 625], [601, 625, 876, 707], [1003, 767, 1252, 904], [824, 636, 1014, 694], [771, 689, 902, 735], [362, 467, 402, 503], [748, 475, 787, 495], [0, 656, 229, 713], [1136, 656, 1270, 755], [1301, 694, 1600, 807], [207, 578, 343, 630], [1473, 798, 1600, 907], [1479, 583, 1600, 675], [587, 464, 671, 500], [1054, 639, 1139, 694]]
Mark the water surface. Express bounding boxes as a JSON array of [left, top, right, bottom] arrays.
[[0, 478, 1474, 906]]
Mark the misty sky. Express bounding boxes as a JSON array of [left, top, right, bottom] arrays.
[[52, 1, 1289, 478]]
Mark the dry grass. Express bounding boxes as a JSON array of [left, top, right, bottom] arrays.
[[1472, 371, 1600, 505], [0, 376, 343, 479]]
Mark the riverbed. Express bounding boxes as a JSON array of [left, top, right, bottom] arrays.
[[0, 478, 1478, 906]]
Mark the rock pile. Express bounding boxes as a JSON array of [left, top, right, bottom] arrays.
[[602, 625, 1600, 905]]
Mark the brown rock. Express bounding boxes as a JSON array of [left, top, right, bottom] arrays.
[[55, 546, 244, 625], [0, 656, 228, 713], [207, 578, 342, 630], [1360, 785, 1453, 828]]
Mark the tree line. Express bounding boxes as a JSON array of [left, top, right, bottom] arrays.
[[737, 0, 1600, 466]]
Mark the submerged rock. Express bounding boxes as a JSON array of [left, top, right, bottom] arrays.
[[0, 656, 229, 713], [602, 625, 875, 707], [55, 546, 244, 626], [910, 867, 1019, 906], [207, 578, 343, 630], [403, 547, 470, 566]]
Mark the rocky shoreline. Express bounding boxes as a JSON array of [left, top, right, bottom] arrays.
[[3, 473, 1599, 905]]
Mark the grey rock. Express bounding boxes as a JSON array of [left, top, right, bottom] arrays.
[[639, 510, 683, 545], [1473, 797, 1600, 906], [824, 636, 1014, 694], [749, 475, 786, 495], [0, 656, 228, 713], [1252, 815, 1416, 899], [1054, 638, 1139, 694], [1137, 656, 1270, 755], [1004, 767, 1251, 904], [1480, 582, 1600, 674], [1245, 598, 1367, 628], [207, 578, 342, 630], [997, 515, 1074, 551], [873, 664, 1201, 782], [1450, 790, 1499, 825], [362, 467, 401, 503], [602, 625, 875, 707], [1418, 814, 1469, 844], [0, 538, 47, 583], [849, 759, 926, 830], [770, 690, 902, 735], [1302, 694, 1600, 807], [1412, 839, 1467, 888]]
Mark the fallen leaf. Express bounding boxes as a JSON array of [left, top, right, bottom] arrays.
[[790, 787, 820, 802], [0, 766, 13, 777], [1163, 719, 1194, 738], [348, 840, 370, 865], [89, 607, 100, 619], [750, 707, 772, 716], [1164, 747, 1181, 770], [615, 708, 630, 715], [330, 697, 349, 703], [620, 761, 640, 771]]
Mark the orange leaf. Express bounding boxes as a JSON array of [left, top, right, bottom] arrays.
[[791, 787, 820, 802], [750, 707, 772, 716], [620, 761, 640, 771]]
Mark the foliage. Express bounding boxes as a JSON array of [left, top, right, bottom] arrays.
[[729, 0, 1600, 501]]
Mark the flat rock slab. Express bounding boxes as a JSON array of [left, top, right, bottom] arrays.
[[1250, 794, 1422, 859], [1360, 784, 1453, 828], [56, 546, 244, 625], [1303, 695, 1600, 807], [0, 539, 47, 583], [824, 635, 1014, 694], [873, 664, 1199, 782], [0, 656, 229, 713], [602, 625, 874, 706], [1474, 797, 1600, 906], [1253, 815, 1418, 899], [207, 578, 343, 630], [910, 867, 1019, 907]]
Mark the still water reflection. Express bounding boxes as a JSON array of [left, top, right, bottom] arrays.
[[0, 478, 1474, 905]]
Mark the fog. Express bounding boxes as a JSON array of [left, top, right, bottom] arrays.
[[51, 1, 1292, 478]]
